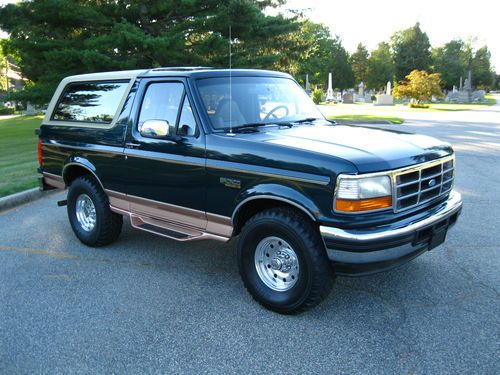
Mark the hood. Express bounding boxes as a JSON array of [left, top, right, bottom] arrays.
[[262, 124, 453, 173]]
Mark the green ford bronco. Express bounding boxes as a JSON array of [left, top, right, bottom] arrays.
[[37, 67, 462, 313]]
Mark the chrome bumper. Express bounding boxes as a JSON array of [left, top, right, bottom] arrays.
[[320, 191, 463, 276], [320, 191, 462, 244]]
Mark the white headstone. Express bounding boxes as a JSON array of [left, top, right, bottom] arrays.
[[386, 81, 392, 95], [358, 81, 365, 96], [326, 73, 334, 101], [26, 102, 37, 116]]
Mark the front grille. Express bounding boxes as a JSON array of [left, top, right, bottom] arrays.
[[394, 157, 454, 212]]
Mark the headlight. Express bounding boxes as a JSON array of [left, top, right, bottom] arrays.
[[335, 175, 392, 213]]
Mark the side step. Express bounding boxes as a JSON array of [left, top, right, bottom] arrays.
[[130, 214, 205, 242]]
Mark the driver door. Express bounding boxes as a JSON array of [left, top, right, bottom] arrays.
[[123, 78, 207, 229]]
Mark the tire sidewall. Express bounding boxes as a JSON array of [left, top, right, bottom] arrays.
[[238, 215, 315, 311]]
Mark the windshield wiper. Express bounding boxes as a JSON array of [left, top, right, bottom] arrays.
[[292, 117, 322, 124], [219, 122, 291, 133]]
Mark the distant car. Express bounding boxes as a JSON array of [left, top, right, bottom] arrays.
[[37, 67, 462, 313]]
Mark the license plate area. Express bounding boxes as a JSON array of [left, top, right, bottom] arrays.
[[413, 217, 449, 250]]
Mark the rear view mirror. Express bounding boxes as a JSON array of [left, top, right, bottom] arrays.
[[139, 119, 170, 138]]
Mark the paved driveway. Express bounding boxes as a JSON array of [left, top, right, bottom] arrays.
[[1, 100, 499, 374]]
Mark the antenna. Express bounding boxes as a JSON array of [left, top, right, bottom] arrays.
[[229, 25, 233, 134]]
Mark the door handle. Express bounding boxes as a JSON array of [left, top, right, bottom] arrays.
[[125, 142, 141, 149]]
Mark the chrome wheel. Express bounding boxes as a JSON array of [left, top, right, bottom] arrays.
[[254, 236, 299, 291], [75, 193, 96, 232]]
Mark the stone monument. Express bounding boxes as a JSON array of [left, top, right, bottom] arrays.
[[326, 73, 334, 102], [355, 81, 366, 102], [26, 102, 37, 116], [375, 81, 394, 105]]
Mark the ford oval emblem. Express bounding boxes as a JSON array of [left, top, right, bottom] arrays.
[[428, 178, 437, 187]]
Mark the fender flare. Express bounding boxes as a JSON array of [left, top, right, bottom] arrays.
[[62, 157, 104, 190], [231, 183, 321, 226]]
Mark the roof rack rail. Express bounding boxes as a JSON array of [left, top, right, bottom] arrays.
[[150, 66, 215, 72]]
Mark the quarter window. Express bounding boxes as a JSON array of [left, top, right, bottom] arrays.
[[53, 81, 128, 124]]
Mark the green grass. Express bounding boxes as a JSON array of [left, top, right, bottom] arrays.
[[320, 94, 497, 113], [0, 115, 43, 197], [328, 114, 404, 124]]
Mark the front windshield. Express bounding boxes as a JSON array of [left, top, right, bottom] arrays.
[[196, 76, 324, 130]]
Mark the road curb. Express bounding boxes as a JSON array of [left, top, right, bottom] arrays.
[[0, 188, 60, 212]]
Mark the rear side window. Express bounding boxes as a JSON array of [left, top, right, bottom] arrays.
[[52, 81, 129, 124]]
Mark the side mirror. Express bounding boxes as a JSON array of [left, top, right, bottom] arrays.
[[139, 119, 171, 139]]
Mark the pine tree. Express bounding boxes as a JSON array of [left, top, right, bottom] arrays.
[[0, 0, 304, 104], [349, 43, 369, 85], [366, 42, 393, 90], [391, 23, 431, 82]]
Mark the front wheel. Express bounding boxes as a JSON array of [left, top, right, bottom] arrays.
[[237, 208, 334, 314]]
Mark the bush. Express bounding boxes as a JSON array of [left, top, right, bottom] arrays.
[[409, 102, 430, 108], [312, 89, 324, 104], [0, 106, 15, 115]]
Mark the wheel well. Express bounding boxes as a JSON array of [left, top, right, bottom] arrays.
[[63, 165, 94, 187], [233, 198, 315, 235]]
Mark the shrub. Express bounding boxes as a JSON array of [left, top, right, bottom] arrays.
[[409, 102, 430, 108], [312, 89, 324, 104], [0, 106, 15, 115]]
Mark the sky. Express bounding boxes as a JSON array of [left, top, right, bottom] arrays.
[[274, 0, 500, 71], [1, 0, 499, 71]]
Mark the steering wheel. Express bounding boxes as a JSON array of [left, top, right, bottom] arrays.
[[263, 105, 289, 121]]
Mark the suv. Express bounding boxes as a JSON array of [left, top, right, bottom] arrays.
[[38, 68, 462, 313]]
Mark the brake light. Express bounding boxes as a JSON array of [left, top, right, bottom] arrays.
[[38, 138, 43, 166]]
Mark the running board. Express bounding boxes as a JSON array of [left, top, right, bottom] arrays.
[[129, 214, 230, 242]]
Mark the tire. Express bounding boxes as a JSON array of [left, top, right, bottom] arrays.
[[67, 175, 122, 247], [237, 208, 334, 314]]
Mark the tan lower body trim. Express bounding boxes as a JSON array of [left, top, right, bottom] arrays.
[[105, 189, 232, 242], [43, 172, 65, 189]]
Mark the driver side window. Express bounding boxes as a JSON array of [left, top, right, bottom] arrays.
[[138, 82, 198, 137]]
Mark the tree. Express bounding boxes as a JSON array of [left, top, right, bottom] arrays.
[[296, 21, 354, 90], [0, 0, 305, 104], [393, 70, 443, 103], [391, 23, 432, 81], [349, 43, 369, 85], [366, 42, 394, 90], [432, 39, 468, 90], [472, 46, 495, 89]]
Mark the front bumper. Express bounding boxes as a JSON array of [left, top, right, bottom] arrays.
[[321, 191, 463, 276]]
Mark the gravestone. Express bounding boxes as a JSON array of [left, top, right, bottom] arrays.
[[326, 73, 334, 102], [342, 92, 354, 104], [26, 102, 37, 116], [375, 81, 394, 105]]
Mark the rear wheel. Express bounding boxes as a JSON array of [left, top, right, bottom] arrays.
[[67, 175, 122, 247], [237, 208, 334, 314]]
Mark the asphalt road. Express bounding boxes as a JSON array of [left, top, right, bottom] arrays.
[[1, 99, 499, 374]]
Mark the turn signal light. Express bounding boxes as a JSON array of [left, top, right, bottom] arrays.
[[336, 196, 392, 212]]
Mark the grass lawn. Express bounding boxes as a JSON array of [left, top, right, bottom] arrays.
[[321, 94, 496, 113], [0, 115, 43, 197], [328, 114, 404, 124]]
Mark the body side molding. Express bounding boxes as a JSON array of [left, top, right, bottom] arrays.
[[105, 189, 233, 241]]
